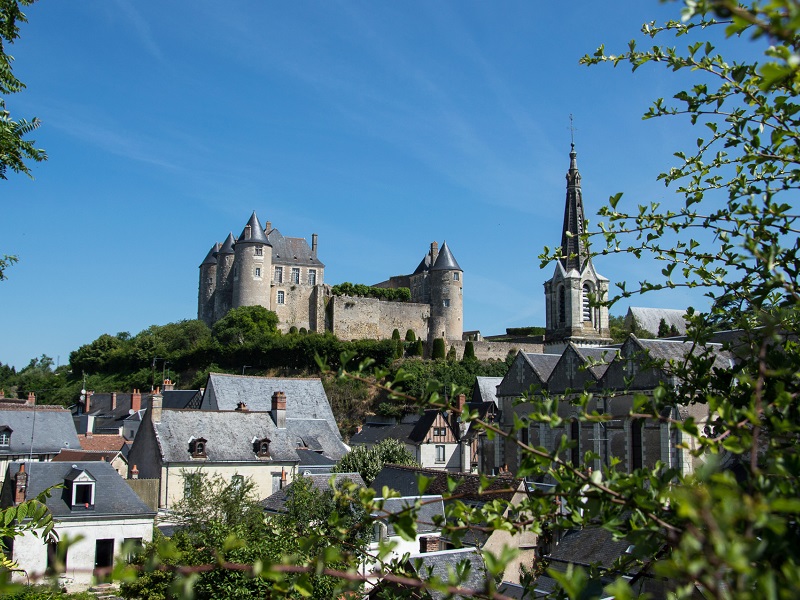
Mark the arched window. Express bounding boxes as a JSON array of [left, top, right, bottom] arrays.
[[558, 286, 566, 324], [582, 283, 592, 322], [254, 437, 271, 458]]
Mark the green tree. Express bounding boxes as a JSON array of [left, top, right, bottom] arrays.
[[657, 317, 670, 337], [462, 340, 476, 361], [404, 329, 416, 342], [333, 438, 419, 485], [211, 305, 279, 345], [431, 338, 445, 360]]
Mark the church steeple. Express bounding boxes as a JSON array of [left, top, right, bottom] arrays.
[[543, 143, 612, 351], [559, 144, 587, 272]]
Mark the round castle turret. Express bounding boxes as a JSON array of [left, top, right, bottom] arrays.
[[198, 242, 221, 326], [428, 241, 463, 342], [213, 232, 236, 321], [232, 211, 272, 310]]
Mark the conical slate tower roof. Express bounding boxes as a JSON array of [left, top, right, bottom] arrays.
[[218, 232, 236, 255], [559, 144, 587, 271], [237, 211, 270, 245], [200, 242, 221, 267], [430, 241, 461, 271]]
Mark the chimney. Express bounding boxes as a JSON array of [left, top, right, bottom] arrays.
[[110, 392, 117, 411], [130, 464, 139, 480], [26, 392, 35, 406], [0, 389, 4, 399], [456, 394, 466, 415], [150, 388, 163, 424], [85, 391, 93, 413], [311, 233, 318, 258], [271, 391, 286, 428], [265, 220, 272, 233], [430, 241, 439, 265], [14, 464, 27, 504], [131, 389, 142, 412], [280, 468, 287, 489], [85, 431, 93, 439], [163, 379, 175, 392]]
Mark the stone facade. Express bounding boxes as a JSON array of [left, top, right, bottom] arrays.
[[199, 214, 465, 342]]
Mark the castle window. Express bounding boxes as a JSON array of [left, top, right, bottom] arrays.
[[274, 266, 283, 283], [190, 437, 207, 458], [255, 267, 262, 278], [582, 284, 592, 322], [308, 269, 317, 285], [453, 272, 459, 281], [291, 268, 300, 284], [277, 290, 285, 304], [558, 286, 566, 324], [254, 246, 263, 256], [443, 299, 450, 308]]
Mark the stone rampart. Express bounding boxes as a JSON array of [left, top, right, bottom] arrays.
[[450, 340, 545, 361], [328, 296, 430, 341]]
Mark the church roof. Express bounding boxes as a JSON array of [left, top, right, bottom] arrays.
[[218, 232, 236, 255], [236, 211, 270, 246], [430, 241, 461, 271], [559, 144, 588, 272], [200, 242, 220, 267], [626, 307, 688, 337]]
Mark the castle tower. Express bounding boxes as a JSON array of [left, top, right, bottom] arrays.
[[232, 211, 272, 310], [198, 242, 220, 326], [213, 232, 236, 321], [429, 241, 463, 342], [544, 145, 611, 352]]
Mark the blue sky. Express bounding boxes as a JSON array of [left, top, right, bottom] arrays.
[[1, 1, 731, 369]]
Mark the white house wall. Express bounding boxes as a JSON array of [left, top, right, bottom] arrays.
[[11, 517, 153, 587]]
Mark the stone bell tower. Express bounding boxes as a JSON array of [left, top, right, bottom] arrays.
[[543, 144, 611, 352]]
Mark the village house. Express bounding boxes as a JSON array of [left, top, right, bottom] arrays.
[[1, 460, 155, 587], [127, 374, 349, 509], [0, 393, 80, 484]]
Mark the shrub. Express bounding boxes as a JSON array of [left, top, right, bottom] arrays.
[[431, 338, 445, 360]]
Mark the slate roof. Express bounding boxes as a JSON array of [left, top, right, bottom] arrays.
[[413, 251, 433, 275], [218, 232, 235, 255], [573, 345, 618, 379], [349, 412, 448, 446], [261, 472, 365, 513], [407, 548, 487, 599], [523, 353, 561, 382], [296, 448, 337, 467], [163, 390, 203, 409], [374, 495, 445, 537], [236, 211, 270, 245], [0, 406, 80, 455], [626, 307, 688, 337], [634, 337, 733, 371], [430, 241, 461, 271], [202, 374, 339, 428], [153, 409, 348, 464], [473, 377, 503, 406], [267, 227, 324, 268], [4, 461, 155, 519], [199, 242, 220, 267]]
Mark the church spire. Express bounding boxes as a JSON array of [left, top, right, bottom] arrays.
[[559, 143, 587, 272]]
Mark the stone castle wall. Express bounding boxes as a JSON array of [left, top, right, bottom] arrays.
[[450, 340, 545, 361], [328, 296, 430, 341]]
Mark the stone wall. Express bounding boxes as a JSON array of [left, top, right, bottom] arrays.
[[328, 296, 430, 341], [450, 340, 544, 361]]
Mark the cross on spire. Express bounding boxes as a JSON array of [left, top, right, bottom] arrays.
[[568, 113, 577, 147]]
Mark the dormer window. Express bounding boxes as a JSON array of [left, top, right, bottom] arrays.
[[0, 427, 11, 447], [65, 467, 96, 509], [254, 437, 271, 458], [189, 437, 207, 458]]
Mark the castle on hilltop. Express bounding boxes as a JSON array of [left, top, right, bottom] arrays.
[[198, 215, 464, 343]]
